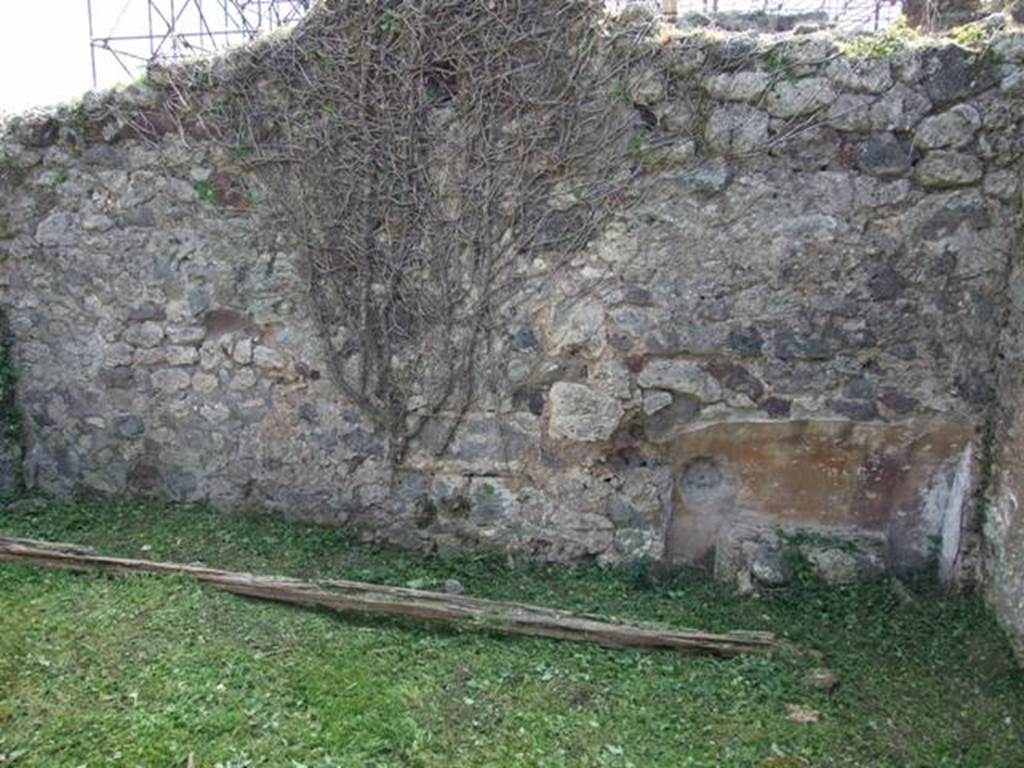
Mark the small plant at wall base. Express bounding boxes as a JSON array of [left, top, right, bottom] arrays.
[[162, 0, 654, 463]]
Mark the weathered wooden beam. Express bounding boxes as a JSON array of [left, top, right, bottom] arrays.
[[0, 536, 778, 656]]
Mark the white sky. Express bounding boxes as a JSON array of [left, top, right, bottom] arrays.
[[0, 0, 280, 113], [0, 1, 311, 113], [0, 2, 96, 112]]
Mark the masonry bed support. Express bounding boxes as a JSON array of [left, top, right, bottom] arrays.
[[0, 536, 777, 656]]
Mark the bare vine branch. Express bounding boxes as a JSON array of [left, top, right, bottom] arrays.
[[165, 0, 652, 462]]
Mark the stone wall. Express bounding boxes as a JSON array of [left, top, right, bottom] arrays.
[[0, 310, 21, 494], [1, 23, 1023, 612], [987, 234, 1024, 659]]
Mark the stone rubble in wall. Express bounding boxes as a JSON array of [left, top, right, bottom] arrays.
[[0, 22, 1022, 581]]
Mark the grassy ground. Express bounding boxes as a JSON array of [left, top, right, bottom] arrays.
[[0, 498, 1022, 767]]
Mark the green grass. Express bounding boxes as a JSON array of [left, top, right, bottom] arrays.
[[1, 497, 1023, 767]]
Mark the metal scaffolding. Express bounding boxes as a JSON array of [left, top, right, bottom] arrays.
[[86, 1, 313, 87], [85, 1, 898, 89]]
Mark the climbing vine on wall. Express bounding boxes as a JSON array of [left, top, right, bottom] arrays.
[[161, 0, 652, 461]]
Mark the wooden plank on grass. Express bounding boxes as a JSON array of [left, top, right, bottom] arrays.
[[0, 535, 778, 656]]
